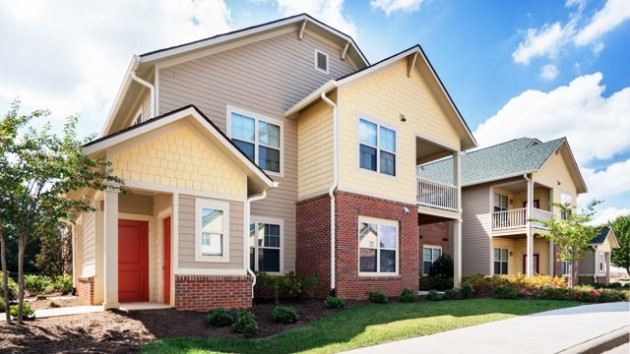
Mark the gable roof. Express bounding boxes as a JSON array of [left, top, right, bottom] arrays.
[[419, 137, 588, 193], [590, 227, 620, 248], [284, 45, 478, 150], [85, 105, 276, 195]]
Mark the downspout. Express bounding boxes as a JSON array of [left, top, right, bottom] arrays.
[[246, 190, 269, 298], [130, 69, 155, 119], [59, 218, 76, 292], [321, 91, 338, 296]]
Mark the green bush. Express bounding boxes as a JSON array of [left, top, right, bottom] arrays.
[[427, 290, 442, 301], [299, 273, 319, 300], [324, 296, 345, 309], [0, 274, 18, 302], [399, 288, 417, 303], [24, 274, 52, 295], [443, 288, 461, 300], [256, 271, 302, 304], [419, 276, 453, 291], [10, 303, 36, 320], [232, 310, 259, 338], [532, 286, 572, 301], [205, 308, 235, 327], [0, 297, 5, 312], [429, 255, 454, 278], [49, 301, 61, 308], [52, 275, 73, 294], [492, 285, 520, 299], [367, 291, 388, 304], [461, 283, 475, 299], [270, 306, 298, 324], [609, 282, 622, 289], [599, 289, 627, 302]]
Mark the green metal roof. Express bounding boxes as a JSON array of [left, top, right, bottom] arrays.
[[418, 137, 565, 186]]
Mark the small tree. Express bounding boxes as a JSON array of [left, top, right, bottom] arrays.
[[610, 215, 630, 276], [535, 201, 600, 287], [36, 222, 73, 279]]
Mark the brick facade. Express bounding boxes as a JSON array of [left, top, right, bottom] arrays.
[[77, 276, 94, 305], [174, 275, 253, 311], [418, 222, 450, 275]]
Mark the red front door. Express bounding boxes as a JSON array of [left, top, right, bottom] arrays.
[[118, 219, 149, 302], [522, 254, 540, 274], [163, 217, 171, 304]]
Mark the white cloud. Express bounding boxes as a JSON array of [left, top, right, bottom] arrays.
[[370, 0, 425, 16], [275, 0, 357, 38], [581, 160, 630, 202], [0, 0, 231, 138], [589, 207, 630, 226], [512, 22, 569, 65], [540, 64, 559, 80], [574, 0, 630, 46]]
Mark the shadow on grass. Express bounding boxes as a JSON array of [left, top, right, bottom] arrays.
[[139, 299, 579, 354]]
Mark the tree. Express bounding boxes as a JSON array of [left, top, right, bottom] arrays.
[[610, 215, 630, 275], [36, 222, 73, 279], [535, 201, 600, 287], [1, 101, 123, 324]]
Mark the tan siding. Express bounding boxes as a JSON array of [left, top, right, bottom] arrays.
[[82, 211, 97, 276], [297, 100, 334, 199], [178, 195, 244, 269], [119, 193, 153, 215], [534, 147, 578, 218], [152, 193, 172, 301], [579, 249, 595, 274], [461, 184, 492, 275], [337, 60, 461, 204]]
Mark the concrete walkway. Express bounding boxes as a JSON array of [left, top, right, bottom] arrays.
[[0, 302, 171, 320], [345, 302, 630, 354]]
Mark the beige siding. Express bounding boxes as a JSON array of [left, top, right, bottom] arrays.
[[492, 237, 552, 275], [119, 193, 153, 215], [461, 184, 492, 275], [177, 195, 244, 269], [337, 60, 461, 204], [82, 211, 97, 277], [534, 147, 578, 218], [297, 100, 334, 199], [579, 249, 595, 274], [152, 193, 172, 302]]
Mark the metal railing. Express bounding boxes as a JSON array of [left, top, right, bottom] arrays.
[[417, 177, 457, 211], [492, 207, 553, 230]]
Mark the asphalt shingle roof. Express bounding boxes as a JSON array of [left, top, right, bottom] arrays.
[[590, 226, 611, 245], [418, 137, 565, 186]]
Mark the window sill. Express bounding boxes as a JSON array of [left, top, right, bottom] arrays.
[[358, 273, 401, 280]]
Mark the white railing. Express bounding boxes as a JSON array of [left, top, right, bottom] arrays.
[[417, 177, 457, 211], [492, 207, 553, 231]]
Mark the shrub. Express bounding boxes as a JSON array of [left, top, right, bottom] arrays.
[[49, 301, 61, 308], [367, 291, 388, 304], [324, 296, 345, 309], [462, 274, 493, 295], [593, 282, 605, 289], [299, 273, 319, 300], [271, 306, 298, 324], [443, 288, 461, 300], [52, 275, 73, 295], [399, 288, 417, 303], [609, 282, 622, 289], [10, 303, 36, 320], [256, 271, 302, 304], [533, 286, 572, 301], [429, 255, 454, 278], [0, 297, 5, 312], [492, 285, 520, 299], [24, 275, 52, 295], [419, 276, 453, 291], [427, 290, 442, 301], [232, 310, 259, 337], [205, 308, 235, 327], [461, 283, 475, 299], [0, 274, 18, 302], [599, 289, 627, 302]]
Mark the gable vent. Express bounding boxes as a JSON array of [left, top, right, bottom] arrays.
[[315, 50, 329, 74]]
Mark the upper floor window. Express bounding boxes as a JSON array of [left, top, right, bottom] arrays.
[[359, 118, 396, 176], [359, 216, 398, 275], [314, 49, 329, 74], [228, 107, 282, 174], [560, 192, 572, 220], [195, 199, 230, 262]]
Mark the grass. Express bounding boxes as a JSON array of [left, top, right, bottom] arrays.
[[142, 299, 580, 354]]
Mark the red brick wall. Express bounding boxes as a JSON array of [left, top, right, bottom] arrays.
[[296, 194, 332, 298], [77, 276, 94, 305], [335, 192, 418, 300], [174, 275, 253, 311], [418, 222, 449, 276]]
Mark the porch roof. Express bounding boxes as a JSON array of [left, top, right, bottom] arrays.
[[590, 227, 620, 248]]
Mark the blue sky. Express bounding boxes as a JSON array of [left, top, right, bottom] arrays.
[[1, 0, 628, 223]]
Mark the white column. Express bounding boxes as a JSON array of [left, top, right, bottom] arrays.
[[103, 189, 119, 309], [526, 175, 534, 277], [453, 151, 462, 287], [549, 241, 555, 276]]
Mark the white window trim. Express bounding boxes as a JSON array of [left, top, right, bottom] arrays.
[[195, 198, 230, 263], [560, 260, 570, 275], [314, 49, 329, 74], [250, 216, 284, 274], [560, 191, 573, 220], [226, 105, 284, 177], [493, 247, 509, 275], [357, 117, 398, 177], [358, 216, 399, 277]]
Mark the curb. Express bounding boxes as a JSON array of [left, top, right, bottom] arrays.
[[557, 325, 629, 354]]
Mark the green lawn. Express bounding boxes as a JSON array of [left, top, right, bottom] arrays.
[[141, 299, 580, 354]]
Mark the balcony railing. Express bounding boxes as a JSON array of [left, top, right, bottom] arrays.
[[417, 177, 457, 211], [492, 207, 553, 231]]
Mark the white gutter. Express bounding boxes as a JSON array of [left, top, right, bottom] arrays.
[[285, 80, 337, 117], [321, 91, 338, 296], [245, 190, 269, 298], [100, 57, 140, 137], [130, 68, 155, 119]]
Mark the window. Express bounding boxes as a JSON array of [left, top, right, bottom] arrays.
[[422, 246, 442, 275], [560, 192, 572, 220], [493, 193, 508, 212], [358, 217, 398, 274], [249, 219, 282, 272], [494, 248, 508, 275], [195, 199, 230, 262], [359, 119, 396, 176], [229, 108, 282, 173], [597, 251, 606, 274], [314, 50, 329, 74], [560, 261, 570, 275]]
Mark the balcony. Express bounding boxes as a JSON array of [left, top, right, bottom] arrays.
[[417, 177, 457, 212], [492, 207, 553, 231]]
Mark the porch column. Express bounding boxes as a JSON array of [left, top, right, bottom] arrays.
[[103, 189, 120, 309], [525, 175, 534, 277], [453, 151, 462, 287], [549, 241, 555, 276]]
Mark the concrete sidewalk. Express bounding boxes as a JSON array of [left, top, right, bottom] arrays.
[[344, 302, 630, 354]]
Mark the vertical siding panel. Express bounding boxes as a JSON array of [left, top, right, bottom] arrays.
[[461, 185, 492, 275]]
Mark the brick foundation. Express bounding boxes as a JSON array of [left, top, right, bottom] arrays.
[[77, 276, 94, 305], [418, 222, 450, 275], [174, 275, 253, 311]]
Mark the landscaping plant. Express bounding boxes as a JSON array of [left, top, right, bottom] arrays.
[[324, 296, 345, 309], [460, 283, 475, 299], [299, 273, 319, 300], [610, 214, 629, 275], [399, 288, 417, 303], [426, 289, 442, 301], [367, 291, 388, 303], [24, 274, 51, 295], [9, 303, 35, 320], [205, 308, 235, 327], [232, 310, 259, 338], [270, 306, 299, 324]]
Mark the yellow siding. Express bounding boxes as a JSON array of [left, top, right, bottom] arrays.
[[337, 60, 461, 203], [297, 100, 333, 199], [492, 238, 551, 275], [110, 126, 246, 196], [534, 148, 578, 218]]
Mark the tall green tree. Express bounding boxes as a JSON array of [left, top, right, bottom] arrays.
[[535, 201, 600, 287], [1, 101, 123, 324], [610, 215, 630, 275]]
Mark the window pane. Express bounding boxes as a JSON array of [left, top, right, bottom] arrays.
[[380, 225, 396, 249], [259, 248, 280, 272], [494, 248, 500, 260], [249, 246, 255, 270], [423, 261, 432, 274], [359, 119, 377, 146], [360, 248, 377, 272], [423, 248, 431, 261], [233, 140, 255, 162], [201, 233, 222, 256], [360, 145, 377, 171], [259, 146, 280, 172], [501, 249, 508, 260], [249, 223, 255, 269], [494, 262, 500, 275], [433, 248, 441, 260], [259, 121, 280, 148], [380, 127, 396, 152], [380, 151, 395, 176], [202, 208, 223, 233], [501, 262, 508, 274], [264, 224, 280, 248], [359, 222, 378, 249], [380, 249, 396, 273], [231, 113, 255, 142]]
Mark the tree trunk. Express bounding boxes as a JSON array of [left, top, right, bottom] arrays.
[[571, 261, 579, 288], [1, 232, 11, 324], [17, 234, 26, 324]]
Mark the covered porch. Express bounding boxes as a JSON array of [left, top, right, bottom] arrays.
[[492, 235, 555, 276]]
